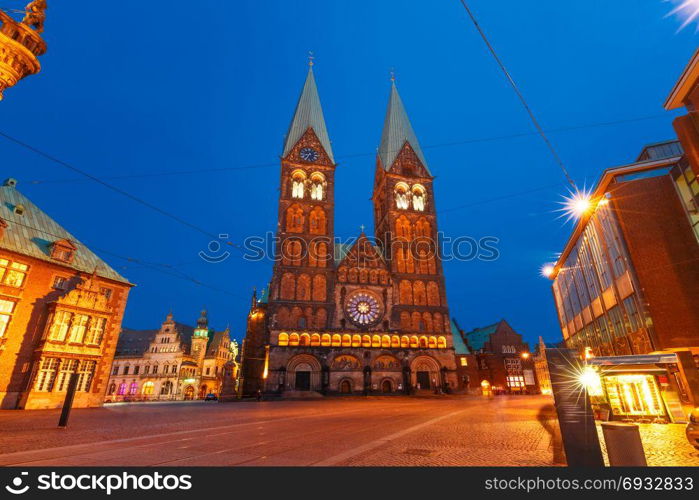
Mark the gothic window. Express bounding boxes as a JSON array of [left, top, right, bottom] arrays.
[[310, 172, 325, 200], [289, 333, 300, 346], [395, 216, 411, 239], [276, 307, 290, 327], [394, 182, 410, 210], [332, 334, 342, 347], [309, 241, 328, 268], [396, 248, 406, 273], [433, 312, 443, 333], [359, 268, 368, 283], [311, 333, 321, 346], [413, 281, 426, 306], [417, 249, 430, 274], [282, 239, 303, 266], [410, 335, 419, 348], [296, 274, 311, 301], [309, 207, 326, 235], [380, 271, 389, 285], [426, 282, 440, 306], [304, 307, 313, 327], [437, 336, 447, 348], [348, 268, 358, 283], [411, 312, 422, 331], [399, 280, 413, 305], [361, 335, 371, 348], [400, 311, 411, 330], [405, 247, 415, 273], [342, 334, 352, 347], [422, 312, 433, 332], [369, 269, 378, 284], [300, 333, 310, 346], [352, 334, 362, 347], [415, 218, 431, 237], [412, 184, 427, 211], [316, 308, 327, 328], [401, 336, 410, 348], [419, 336, 428, 348], [286, 205, 305, 233], [321, 333, 332, 346], [280, 273, 295, 300], [312, 274, 326, 301], [291, 170, 306, 199]]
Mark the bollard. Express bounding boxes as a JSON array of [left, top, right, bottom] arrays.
[[601, 422, 647, 466]]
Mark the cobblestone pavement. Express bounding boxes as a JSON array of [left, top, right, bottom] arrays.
[[0, 396, 696, 466], [596, 422, 699, 467]]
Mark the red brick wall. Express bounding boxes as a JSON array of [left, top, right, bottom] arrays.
[[612, 176, 699, 349], [0, 250, 130, 409]]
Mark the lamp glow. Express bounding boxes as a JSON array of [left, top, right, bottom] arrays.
[[541, 264, 555, 279], [558, 187, 593, 222], [667, 0, 699, 31], [579, 366, 603, 396]]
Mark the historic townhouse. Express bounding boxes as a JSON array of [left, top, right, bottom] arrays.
[[237, 65, 458, 397], [106, 310, 237, 401], [0, 179, 132, 409]]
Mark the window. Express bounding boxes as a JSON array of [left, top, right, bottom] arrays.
[[144, 365, 150, 375], [0, 259, 28, 287], [85, 317, 106, 345], [412, 184, 426, 211], [68, 314, 89, 343], [117, 383, 127, 395], [152, 365, 158, 374], [506, 375, 525, 388], [100, 287, 113, 300], [129, 382, 138, 395], [52, 276, 68, 290], [112, 365, 119, 375], [77, 360, 96, 391], [50, 240, 76, 263], [310, 172, 325, 200], [0, 299, 15, 338], [133, 365, 140, 375], [460, 357, 468, 367], [123, 365, 130, 375], [35, 357, 59, 391], [48, 310, 73, 342], [56, 359, 79, 391], [394, 182, 410, 210], [291, 171, 306, 199], [142, 381, 154, 395]]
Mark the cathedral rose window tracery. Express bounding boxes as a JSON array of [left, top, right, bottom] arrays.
[[344, 290, 383, 327]]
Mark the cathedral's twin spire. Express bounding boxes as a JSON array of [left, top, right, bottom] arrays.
[[283, 65, 428, 172], [282, 66, 335, 162]]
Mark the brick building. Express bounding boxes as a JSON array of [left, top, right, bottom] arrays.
[[105, 310, 237, 402], [0, 179, 132, 409], [236, 65, 458, 397], [453, 319, 537, 394]]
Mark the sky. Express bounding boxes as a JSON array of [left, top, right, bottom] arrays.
[[1, 0, 697, 345]]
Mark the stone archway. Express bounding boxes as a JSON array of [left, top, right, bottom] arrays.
[[183, 386, 194, 400], [381, 379, 393, 393], [287, 354, 322, 392], [339, 379, 353, 394], [410, 355, 441, 391]]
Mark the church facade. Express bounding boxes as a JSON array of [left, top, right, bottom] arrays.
[[238, 65, 458, 396]]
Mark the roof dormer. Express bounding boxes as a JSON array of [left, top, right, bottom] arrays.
[[50, 238, 77, 263]]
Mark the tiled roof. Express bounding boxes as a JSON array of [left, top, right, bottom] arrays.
[[0, 181, 131, 284], [282, 67, 334, 162], [450, 318, 471, 355], [334, 242, 352, 264], [462, 321, 501, 351], [378, 82, 429, 173], [116, 322, 195, 357]]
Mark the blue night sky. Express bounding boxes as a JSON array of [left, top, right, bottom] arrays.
[[1, 1, 697, 345]]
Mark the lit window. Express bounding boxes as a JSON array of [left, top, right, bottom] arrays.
[[117, 383, 127, 395], [412, 185, 426, 211], [77, 360, 96, 391], [394, 182, 410, 210], [460, 357, 468, 367], [291, 171, 306, 199], [35, 357, 59, 391], [0, 259, 28, 287], [56, 359, 79, 391], [0, 299, 16, 338], [129, 382, 138, 395], [141, 381, 154, 395], [68, 314, 89, 343], [48, 310, 73, 342]]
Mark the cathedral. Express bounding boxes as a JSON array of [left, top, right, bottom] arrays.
[[237, 64, 458, 397]]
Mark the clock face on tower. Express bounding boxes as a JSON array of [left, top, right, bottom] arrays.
[[299, 147, 319, 162], [345, 290, 383, 327]]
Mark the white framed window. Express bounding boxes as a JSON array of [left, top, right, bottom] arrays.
[[85, 316, 106, 345], [77, 360, 96, 392], [0, 298, 16, 338], [48, 310, 73, 342], [68, 314, 89, 343], [0, 259, 28, 287], [55, 359, 79, 391], [35, 357, 60, 391]]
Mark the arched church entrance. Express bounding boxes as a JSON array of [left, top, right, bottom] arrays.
[[295, 363, 312, 391], [339, 379, 352, 394], [381, 379, 393, 393]]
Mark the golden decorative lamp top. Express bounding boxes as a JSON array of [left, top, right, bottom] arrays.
[[0, 1, 48, 101]]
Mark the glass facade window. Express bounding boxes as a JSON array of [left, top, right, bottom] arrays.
[[552, 199, 652, 355]]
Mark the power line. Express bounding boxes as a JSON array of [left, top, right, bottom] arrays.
[[0, 130, 243, 250], [459, 0, 576, 188], [2, 217, 246, 299], [17, 113, 667, 185]]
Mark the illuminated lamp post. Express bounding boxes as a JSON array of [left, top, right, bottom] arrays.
[[0, 1, 47, 100]]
